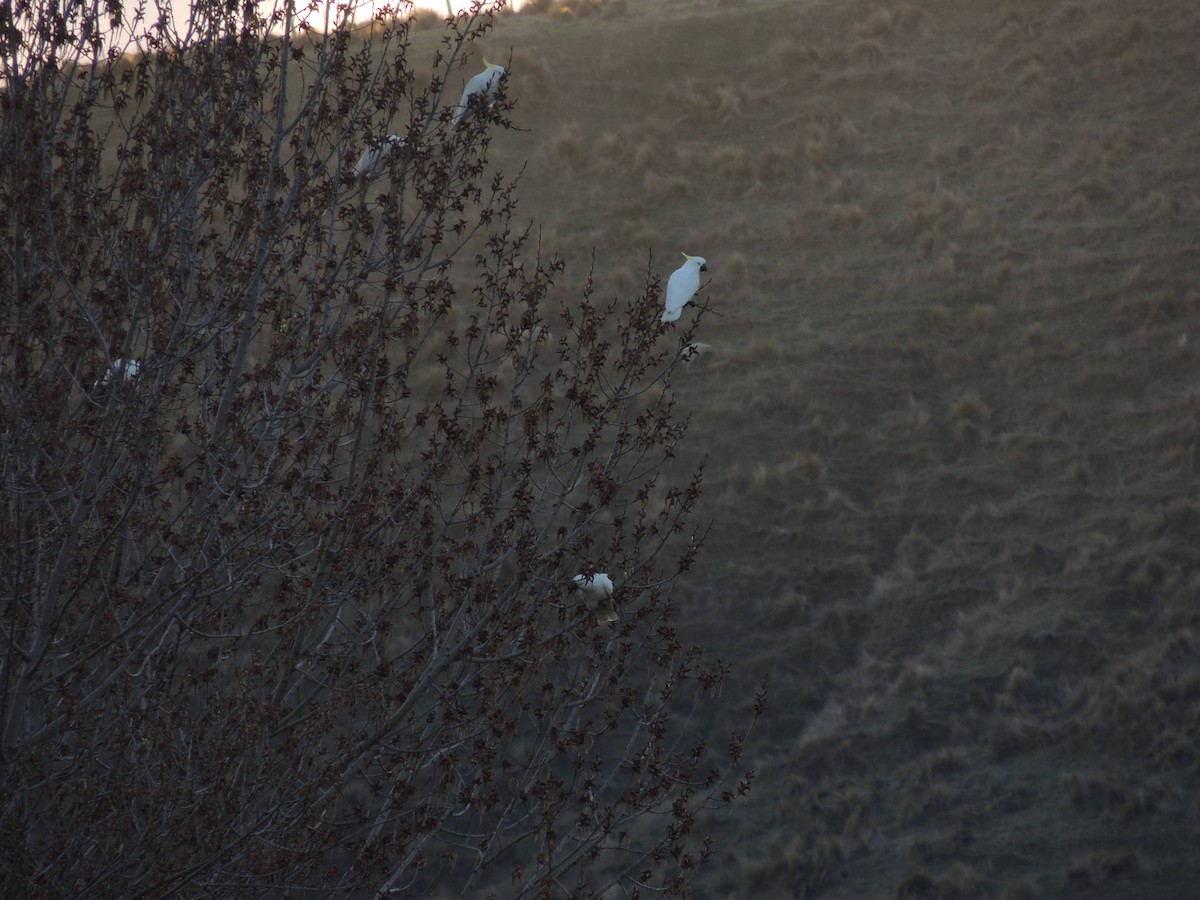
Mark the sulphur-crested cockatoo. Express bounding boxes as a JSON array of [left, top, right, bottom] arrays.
[[661, 253, 708, 323], [452, 59, 506, 127], [354, 134, 405, 180], [573, 572, 618, 623], [94, 357, 141, 389]]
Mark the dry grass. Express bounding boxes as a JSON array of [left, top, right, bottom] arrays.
[[593, 0, 1191, 894]]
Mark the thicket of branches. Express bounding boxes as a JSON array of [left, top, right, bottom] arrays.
[[0, 1, 759, 896]]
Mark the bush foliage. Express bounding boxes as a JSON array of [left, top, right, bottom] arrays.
[[0, 1, 758, 895]]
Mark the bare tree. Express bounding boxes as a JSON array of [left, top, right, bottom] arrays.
[[0, 0, 761, 896]]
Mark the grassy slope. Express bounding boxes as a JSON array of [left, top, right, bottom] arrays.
[[453, 0, 1200, 895]]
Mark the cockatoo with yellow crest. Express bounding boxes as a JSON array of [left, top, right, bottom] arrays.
[[453, 59, 507, 127], [661, 253, 708, 323]]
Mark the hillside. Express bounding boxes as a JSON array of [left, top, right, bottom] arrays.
[[442, 0, 1200, 895]]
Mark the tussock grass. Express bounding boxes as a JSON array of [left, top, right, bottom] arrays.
[[548, 122, 584, 160], [853, 4, 929, 39]]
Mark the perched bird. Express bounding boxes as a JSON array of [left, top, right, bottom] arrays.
[[661, 253, 708, 323], [573, 572, 618, 624], [452, 59, 506, 127], [682, 341, 714, 365], [94, 358, 141, 389], [354, 134, 405, 180]]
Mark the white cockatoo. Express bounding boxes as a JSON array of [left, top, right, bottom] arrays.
[[354, 134, 405, 180], [573, 572, 618, 623], [452, 59, 506, 127], [661, 253, 708, 323], [94, 357, 141, 389]]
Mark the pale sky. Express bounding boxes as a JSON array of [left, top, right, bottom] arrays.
[[404, 0, 526, 12], [4, 1, 527, 87], [180, 0, 529, 36], [80, 1, 526, 60]]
